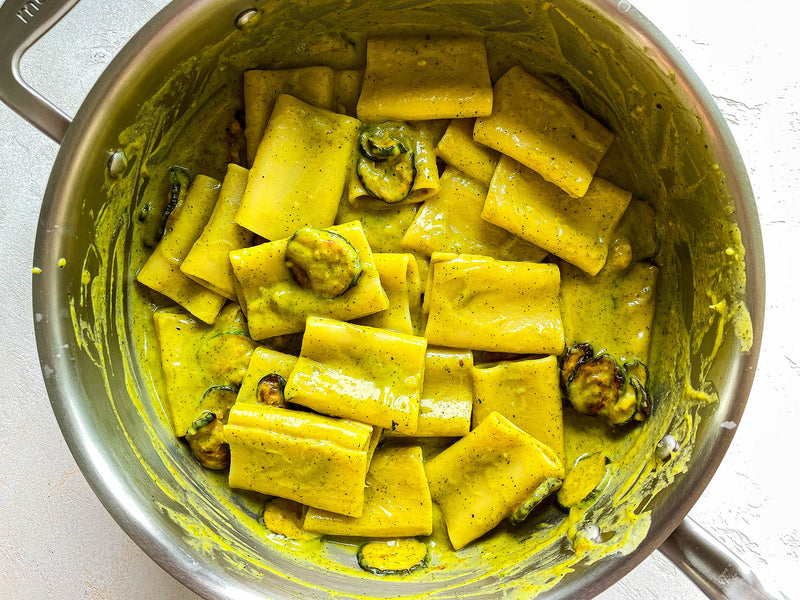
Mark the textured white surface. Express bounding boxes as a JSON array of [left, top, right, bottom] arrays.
[[0, 0, 798, 598]]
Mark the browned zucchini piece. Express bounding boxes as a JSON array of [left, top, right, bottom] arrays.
[[357, 539, 428, 575], [185, 410, 230, 470], [357, 122, 416, 204], [509, 477, 562, 525], [262, 498, 317, 541], [197, 384, 239, 421], [561, 343, 652, 426], [284, 227, 362, 299], [566, 353, 624, 418], [556, 453, 609, 510], [256, 373, 288, 407]]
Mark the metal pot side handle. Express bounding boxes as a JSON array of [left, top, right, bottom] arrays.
[[661, 517, 790, 600], [0, 0, 80, 143]]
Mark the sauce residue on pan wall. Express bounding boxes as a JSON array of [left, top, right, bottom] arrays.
[[68, 0, 752, 597]]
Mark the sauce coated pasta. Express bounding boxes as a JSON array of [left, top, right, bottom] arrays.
[[137, 34, 658, 573]]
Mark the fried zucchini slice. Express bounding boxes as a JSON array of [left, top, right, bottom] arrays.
[[256, 373, 288, 407], [357, 539, 429, 575], [509, 477, 562, 525], [262, 498, 317, 541], [556, 453, 609, 510], [561, 343, 652, 426], [284, 227, 362, 299], [357, 122, 416, 204], [185, 410, 229, 471], [566, 353, 624, 418]]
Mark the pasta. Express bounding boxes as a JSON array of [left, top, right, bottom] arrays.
[[482, 156, 632, 276], [180, 164, 252, 300], [243, 67, 336, 165], [425, 412, 564, 549], [436, 118, 499, 185], [236, 94, 361, 241], [137, 175, 226, 323], [137, 33, 661, 574], [357, 36, 493, 121], [471, 356, 565, 464], [354, 252, 422, 335], [303, 446, 433, 536], [474, 65, 614, 198], [424, 255, 565, 354], [284, 316, 427, 434], [401, 166, 547, 261], [226, 404, 379, 516]]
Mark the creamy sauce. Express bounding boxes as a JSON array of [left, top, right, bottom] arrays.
[[72, 0, 752, 597]]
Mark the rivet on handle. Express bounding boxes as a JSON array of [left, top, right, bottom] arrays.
[[655, 434, 679, 461], [234, 8, 260, 30], [107, 150, 127, 178]]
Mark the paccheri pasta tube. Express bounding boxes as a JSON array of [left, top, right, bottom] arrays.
[[236, 95, 361, 241], [284, 316, 427, 434]]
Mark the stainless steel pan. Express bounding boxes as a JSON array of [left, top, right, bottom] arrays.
[[0, 0, 778, 597]]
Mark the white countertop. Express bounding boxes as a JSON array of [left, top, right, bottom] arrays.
[[1, 0, 797, 598]]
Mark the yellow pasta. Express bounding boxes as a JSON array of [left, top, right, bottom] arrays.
[[243, 67, 335, 165], [414, 348, 473, 438], [236, 94, 361, 241], [229, 221, 388, 339], [335, 197, 420, 254], [471, 356, 565, 464], [425, 255, 564, 355], [334, 69, 363, 116], [357, 36, 493, 121], [474, 66, 614, 198], [561, 261, 659, 364], [482, 156, 632, 276], [303, 446, 433, 537], [284, 316, 427, 434], [137, 175, 225, 323], [226, 404, 376, 517], [436, 118, 499, 185], [425, 412, 564, 550], [180, 164, 252, 300], [401, 166, 547, 261], [354, 253, 422, 335]]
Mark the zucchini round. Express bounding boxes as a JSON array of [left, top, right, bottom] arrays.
[[256, 373, 288, 407], [197, 384, 239, 422], [509, 477, 562, 525], [262, 498, 316, 541], [357, 539, 428, 576], [565, 353, 624, 417], [357, 122, 416, 204], [359, 122, 413, 161], [184, 410, 230, 471], [556, 453, 609, 511], [285, 227, 362, 299], [561, 343, 652, 426]]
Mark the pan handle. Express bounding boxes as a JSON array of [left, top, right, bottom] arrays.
[[661, 517, 789, 600], [0, 0, 81, 144]]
